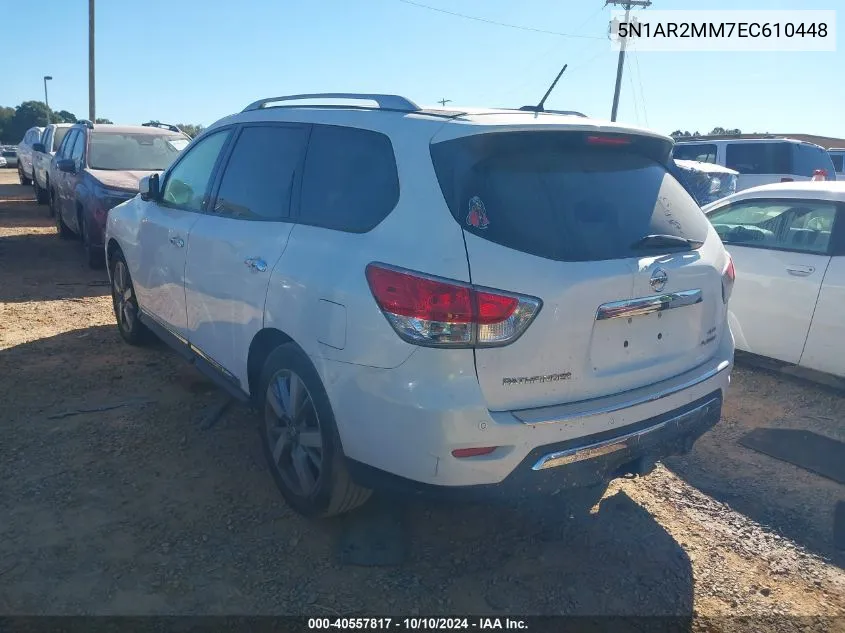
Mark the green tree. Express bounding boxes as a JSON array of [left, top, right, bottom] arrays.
[[95, 118, 113, 124], [7, 101, 51, 140], [177, 123, 204, 138], [0, 106, 15, 143], [55, 110, 77, 123]]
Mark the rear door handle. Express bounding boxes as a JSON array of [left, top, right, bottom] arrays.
[[245, 257, 267, 272], [786, 265, 815, 277], [169, 236, 185, 248]]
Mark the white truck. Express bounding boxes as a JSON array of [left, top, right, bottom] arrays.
[[32, 123, 72, 206]]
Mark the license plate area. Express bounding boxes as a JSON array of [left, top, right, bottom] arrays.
[[590, 292, 704, 375]]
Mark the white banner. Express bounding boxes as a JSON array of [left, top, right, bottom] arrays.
[[609, 10, 836, 52]]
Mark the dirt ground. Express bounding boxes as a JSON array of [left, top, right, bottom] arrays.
[[1, 168, 844, 624]]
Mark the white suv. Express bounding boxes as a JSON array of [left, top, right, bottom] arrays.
[[105, 93, 735, 517]]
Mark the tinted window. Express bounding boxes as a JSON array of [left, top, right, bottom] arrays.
[[431, 132, 709, 262], [162, 130, 229, 211], [52, 127, 69, 152], [299, 125, 399, 232], [830, 154, 844, 172], [58, 130, 77, 158], [673, 143, 717, 163], [70, 131, 86, 161], [88, 131, 189, 170], [708, 199, 837, 254], [725, 142, 790, 174], [793, 143, 836, 178], [214, 125, 307, 220]]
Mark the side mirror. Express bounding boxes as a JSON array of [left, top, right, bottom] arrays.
[[33, 143, 46, 153], [139, 173, 160, 201], [57, 158, 76, 174]]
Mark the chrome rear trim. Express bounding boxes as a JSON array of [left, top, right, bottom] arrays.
[[531, 396, 720, 471], [596, 289, 702, 321], [512, 357, 730, 425]]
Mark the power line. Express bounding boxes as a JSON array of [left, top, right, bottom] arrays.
[[397, 0, 606, 40], [627, 55, 640, 124], [631, 42, 649, 126]]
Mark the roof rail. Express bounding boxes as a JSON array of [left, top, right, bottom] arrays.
[[142, 122, 182, 133], [242, 93, 421, 113], [78, 119, 94, 129]]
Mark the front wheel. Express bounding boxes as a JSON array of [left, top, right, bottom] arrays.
[[55, 203, 73, 240], [109, 250, 150, 346], [260, 343, 372, 518], [80, 212, 104, 269], [34, 178, 49, 206]]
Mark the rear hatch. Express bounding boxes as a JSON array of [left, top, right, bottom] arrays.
[[430, 128, 726, 412]]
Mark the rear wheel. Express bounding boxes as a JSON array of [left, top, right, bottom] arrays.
[[18, 165, 31, 186], [260, 343, 371, 518], [110, 250, 150, 346]]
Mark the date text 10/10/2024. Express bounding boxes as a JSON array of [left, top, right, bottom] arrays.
[[308, 618, 528, 630]]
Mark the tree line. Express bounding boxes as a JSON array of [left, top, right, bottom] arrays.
[[0, 100, 203, 143], [670, 127, 743, 138]]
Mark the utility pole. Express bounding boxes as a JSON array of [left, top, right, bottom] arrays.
[[606, 0, 651, 122], [88, 0, 96, 121], [438, 98, 452, 107]]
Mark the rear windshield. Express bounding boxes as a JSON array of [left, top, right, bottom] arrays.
[[673, 143, 718, 163], [52, 128, 69, 152], [430, 132, 709, 262], [88, 132, 189, 171], [831, 154, 844, 172], [793, 143, 836, 178]]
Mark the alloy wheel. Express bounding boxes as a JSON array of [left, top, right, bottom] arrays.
[[264, 369, 324, 497], [112, 260, 136, 332]]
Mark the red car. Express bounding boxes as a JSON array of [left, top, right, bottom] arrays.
[[50, 121, 190, 267]]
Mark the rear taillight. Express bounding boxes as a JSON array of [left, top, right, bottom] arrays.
[[365, 263, 541, 348], [721, 253, 736, 303]]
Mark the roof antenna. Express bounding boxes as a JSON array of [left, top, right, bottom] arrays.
[[520, 63, 568, 113]]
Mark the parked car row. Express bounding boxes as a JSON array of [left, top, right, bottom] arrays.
[[23, 120, 191, 267]]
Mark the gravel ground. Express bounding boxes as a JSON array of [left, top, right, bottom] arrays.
[[1, 169, 844, 625]]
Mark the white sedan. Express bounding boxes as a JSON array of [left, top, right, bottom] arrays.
[[703, 182, 845, 379]]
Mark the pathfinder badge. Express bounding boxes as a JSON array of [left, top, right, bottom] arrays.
[[466, 195, 490, 229]]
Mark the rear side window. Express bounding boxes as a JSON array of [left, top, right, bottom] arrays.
[[430, 132, 709, 263], [673, 143, 717, 163], [830, 154, 844, 172], [52, 128, 69, 152], [214, 125, 307, 221], [299, 125, 399, 232], [725, 142, 790, 174], [793, 143, 836, 178]]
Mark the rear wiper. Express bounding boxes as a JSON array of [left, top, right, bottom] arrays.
[[631, 234, 704, 250]]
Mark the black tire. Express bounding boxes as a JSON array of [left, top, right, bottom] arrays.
[[79, 211, 104, 269], [35, 178, 49, 206], [48, 188, 58, 218], [109, 249, 150, 346], [18, 165, 31, 186], [259, 343, 372, 518], [55, 202, 73, 239]]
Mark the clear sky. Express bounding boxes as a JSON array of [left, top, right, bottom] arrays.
[[3, 0, 844, 137]]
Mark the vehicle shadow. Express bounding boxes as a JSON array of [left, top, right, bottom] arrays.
[[0, 181, 109, 302], [665, 363, 845, 570], [0, 324, 694, 617]]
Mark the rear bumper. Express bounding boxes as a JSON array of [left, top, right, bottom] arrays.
[[322, 329, 733, 491], [347, 391, 722, 498]]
